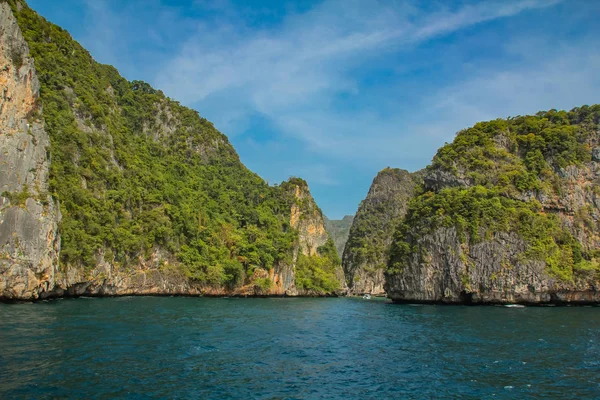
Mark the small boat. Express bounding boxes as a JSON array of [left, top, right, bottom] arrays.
[[504, 304, 525, 308], [363, 294, 371, 300]]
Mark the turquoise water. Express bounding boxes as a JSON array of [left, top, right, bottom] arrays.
[[0, 297, 599, 399]]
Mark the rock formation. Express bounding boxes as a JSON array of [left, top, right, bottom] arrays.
[[285, 179, 345, 295], [385, 109, 600, 304], [2, 0, 599, 304], [342, 168, 420, 295], [43, 178, 340, 298], [0, 1, 343, 300], [0, 2, 60, 300]]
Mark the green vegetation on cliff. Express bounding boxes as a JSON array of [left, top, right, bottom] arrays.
[[432, 108, 595, 194], [390, 186, 587, 281], [8, 0, 332, 289], [390, 106, 600, 282], [295, 238, 341, 293], [344, 168, 419, 269], [281, 178, 342, 293]]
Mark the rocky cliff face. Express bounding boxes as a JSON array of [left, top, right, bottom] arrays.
[[289, 183, 329, 257], [214, 179, 344, 297], [342, 168, 420, 295], [0, 2, 60, 300], [385, 227, 599, 304], [283, 179, 345, 295], [324, 215, 353, 257], [0, 1, 341, 300], [386, 108, 600, 304]]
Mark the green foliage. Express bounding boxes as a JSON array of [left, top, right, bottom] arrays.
[[323, 215, 353, 257], [295, 238, 341, 293], [223, 259, 245, 289], [10, 46, 24, 69], [2, 186, 31, 207], [431, 108, 598, 194], [253, 277, 273, 293], [344, 168, 416, 269], [285, 176, 309, 188], [317, 237, 341, 265], [10, 2, 301, 286], [389, 186, 588, 280], [390, 105, 600, 282]]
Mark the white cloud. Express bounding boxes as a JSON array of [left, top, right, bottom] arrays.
[[421, 37, 600, 143], [157, 0, 560, 104], [71, 0, 600, 215], [79, 0, 598, 173], [153, 0, 569, 169]]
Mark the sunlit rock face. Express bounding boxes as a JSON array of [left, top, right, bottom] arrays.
[[0, 2, 60, 300]]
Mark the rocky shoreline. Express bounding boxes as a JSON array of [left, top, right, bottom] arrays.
[[4, 288, 600, 305]]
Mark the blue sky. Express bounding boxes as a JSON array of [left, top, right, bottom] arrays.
[[28, 0, 600, 218]]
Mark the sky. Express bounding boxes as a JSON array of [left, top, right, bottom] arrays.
[[28, 0, 600, 219]]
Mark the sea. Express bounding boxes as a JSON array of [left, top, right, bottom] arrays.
[[1, 297, 599, 399]]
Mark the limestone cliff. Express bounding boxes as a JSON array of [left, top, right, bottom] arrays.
[[342, 168, 420, 295], [289, 182, 329, 257], [281, 178, 345, 296], [0, 2, 60, 300], [0, 1, 341, 300], [386, 107, 600, 304], [324, 215, 353, 257]]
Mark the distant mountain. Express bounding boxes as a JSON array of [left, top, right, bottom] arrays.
[[324, 215, 354, 257]]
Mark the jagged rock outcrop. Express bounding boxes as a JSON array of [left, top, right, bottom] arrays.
[[0, 2, 60, 300], [385, 108, 600, 304], [289, 183, 329, 257], [283, 178, 346, 295], [342, 168, 421, 295], [324, 215, 353, 257]]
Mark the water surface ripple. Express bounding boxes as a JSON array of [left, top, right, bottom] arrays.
[[1, 297, 599, 399]]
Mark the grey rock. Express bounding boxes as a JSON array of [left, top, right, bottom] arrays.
[[342, 168, 421, 295], [0, 2, 60, 300], [385, 227, 599, 304], [592, 147, 600, 162], [385, 122, 600, 304]]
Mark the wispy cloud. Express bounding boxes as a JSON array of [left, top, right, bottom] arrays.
[[67, 0, 600, 217], [154, 0, 564, 160]]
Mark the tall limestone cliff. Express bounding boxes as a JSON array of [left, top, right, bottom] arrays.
[[386, 107, 600, 304], [0, 0, 342, 299], [342, 168, 420, 295], [284, 178, 345, 295], [0, 1, 60, 300], [324, 215, 353, 258]]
